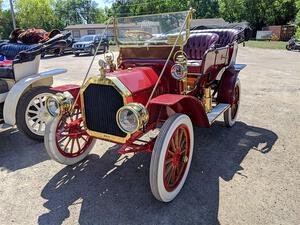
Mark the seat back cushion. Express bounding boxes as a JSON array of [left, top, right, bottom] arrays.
[[192, 29, 239, 47], [0, 43, 36, 60], [184, 33, 219, 60]]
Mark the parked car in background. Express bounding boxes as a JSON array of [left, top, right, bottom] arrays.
[[72, 35, 109, 56], [41, 36, 75, 58], [286, 37, 300, 51], [0, 34, 69, 140]]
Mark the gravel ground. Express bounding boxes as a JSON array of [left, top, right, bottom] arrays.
[[0, 47, 299, 225]]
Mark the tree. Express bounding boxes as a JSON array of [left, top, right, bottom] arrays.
[[218, 0, 245, 22], [54, 0, 100, 28], [15, 0, 57, 30], [0, 10, 14, 38]]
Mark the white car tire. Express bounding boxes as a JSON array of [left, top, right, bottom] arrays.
[[224, 78, 241, 127], [150, 113, 194, 202]]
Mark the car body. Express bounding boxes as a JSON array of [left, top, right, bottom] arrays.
[[72, 35, 109, 56], [44, 10, 246, 202], [41, 36, 75, 58], [0, 34, 68, 140]]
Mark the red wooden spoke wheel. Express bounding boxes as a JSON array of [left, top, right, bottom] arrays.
[[55, 109, 93, 158], [44, 108, 96, 165], [150, 114, 194, 202], [224, 78, 241, 127], [163, 125, 190, 192]]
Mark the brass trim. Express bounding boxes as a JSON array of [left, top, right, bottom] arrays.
[[116, 102, 149, 134], [80, 76, 133, 144]]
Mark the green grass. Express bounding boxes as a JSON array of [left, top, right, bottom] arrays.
[[245, 40, 287, 50]]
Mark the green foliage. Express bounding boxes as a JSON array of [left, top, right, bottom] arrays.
[[0, 10, 14, 39], [54, 0, 100, 28], [15, 0, 56, 30]]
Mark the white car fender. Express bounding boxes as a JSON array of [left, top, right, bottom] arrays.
[[3, 69, 67, 126]]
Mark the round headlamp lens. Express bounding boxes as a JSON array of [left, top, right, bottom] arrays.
[[118, 108, 138, 133], [47, 98, 61, 117]]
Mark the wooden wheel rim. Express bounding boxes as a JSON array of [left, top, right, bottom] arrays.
[[163, 124, 190, 192], [231, 84, 240, 119]]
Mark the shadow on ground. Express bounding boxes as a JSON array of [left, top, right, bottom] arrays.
[[0, 129, 48, 172], [39, 122, 277, 225]]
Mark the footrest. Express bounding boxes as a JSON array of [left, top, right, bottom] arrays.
[[0, 123, 13, 132], [207, 103, 230, 124]]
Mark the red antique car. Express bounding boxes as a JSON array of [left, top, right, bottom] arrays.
[[44, 10, 246, 202]]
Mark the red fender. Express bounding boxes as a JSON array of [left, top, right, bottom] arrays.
[[50, 84, 80, 98], [149, 94, 210, 128], [217, 66, 240, 104]]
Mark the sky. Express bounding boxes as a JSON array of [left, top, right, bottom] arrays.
[[2, 0, 113, 9]]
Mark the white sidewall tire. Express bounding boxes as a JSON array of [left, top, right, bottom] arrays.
[[44, 116, 96, 165], [150, 114, 194, 202], [224, 78, 241, 127]]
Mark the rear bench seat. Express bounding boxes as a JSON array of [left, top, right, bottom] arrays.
[[191, 29, 239, 47]]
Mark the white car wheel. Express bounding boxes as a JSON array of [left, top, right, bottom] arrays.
[[224, 78, 241, 127], [44, 109, 95, 165], [150, 114, 194, 202], [16, 86, 56, 141]]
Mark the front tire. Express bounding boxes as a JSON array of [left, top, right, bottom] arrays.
[[16, 86, 56, 141], [44, 109, 96, 165], [224, 78, 241, 127], [90, 47, 96, 56], [150, 114, 194, 202]]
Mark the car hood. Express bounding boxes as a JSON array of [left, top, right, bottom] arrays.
[[74, 41, 93, 45]]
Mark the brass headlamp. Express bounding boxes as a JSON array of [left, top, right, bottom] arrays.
[[46, 93, 73, 117], [116, 103, 149, 134]]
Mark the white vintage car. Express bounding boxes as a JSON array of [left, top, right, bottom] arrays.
[[0, 34, 68, 140]]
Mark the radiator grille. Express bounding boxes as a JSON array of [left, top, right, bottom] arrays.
[[83, 84, 127, 138]]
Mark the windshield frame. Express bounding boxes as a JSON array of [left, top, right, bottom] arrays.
[[114, 10, 192, 47]]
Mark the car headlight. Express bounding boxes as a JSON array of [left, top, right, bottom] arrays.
[[46, 93, 73, 117], [116, 103, 149, 134]]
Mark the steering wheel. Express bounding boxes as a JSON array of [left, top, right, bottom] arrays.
[[125, 30, 153, 40]]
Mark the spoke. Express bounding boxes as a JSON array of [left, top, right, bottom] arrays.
[[70, 139, 75, 154], [167, 168, 174, 184], [38, 122, 43, 132], [81, 136, 88, 142], [76, 138, 81, 151], [174, 129, 179, 148], [178, 129, 183, 146], [28, 110, 38, 115], [39, 97, 43, 107], [32, 119, 41, 128], [167, 148, 175, 156], [170, 138, 176, 152], [165, 158, 173, 165], [29, 115, 39, 121], [33, 102, 41, 110], [165, 164, 173, 178], [58, 136, 68, 144], [63, 138, 72, 152]]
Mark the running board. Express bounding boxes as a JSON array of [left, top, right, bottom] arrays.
[[0, 122, 13, 132], [207, 103, 230, 125]]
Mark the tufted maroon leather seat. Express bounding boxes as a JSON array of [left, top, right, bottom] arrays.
[[184, 33, 219, 60], [191, 29, 239, 47]]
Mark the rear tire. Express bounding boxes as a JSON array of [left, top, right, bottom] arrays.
[[150, 114, 194, 202], [224, 78, 241, 127], [16, 86, 56, 141], [90, 47, 96, 56], [74, 53, 80, 57]]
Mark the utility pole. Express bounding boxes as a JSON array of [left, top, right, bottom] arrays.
[[9, 0, 17, 30]]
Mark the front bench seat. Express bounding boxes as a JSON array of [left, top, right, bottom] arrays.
[[184, 33, 219, 61]]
